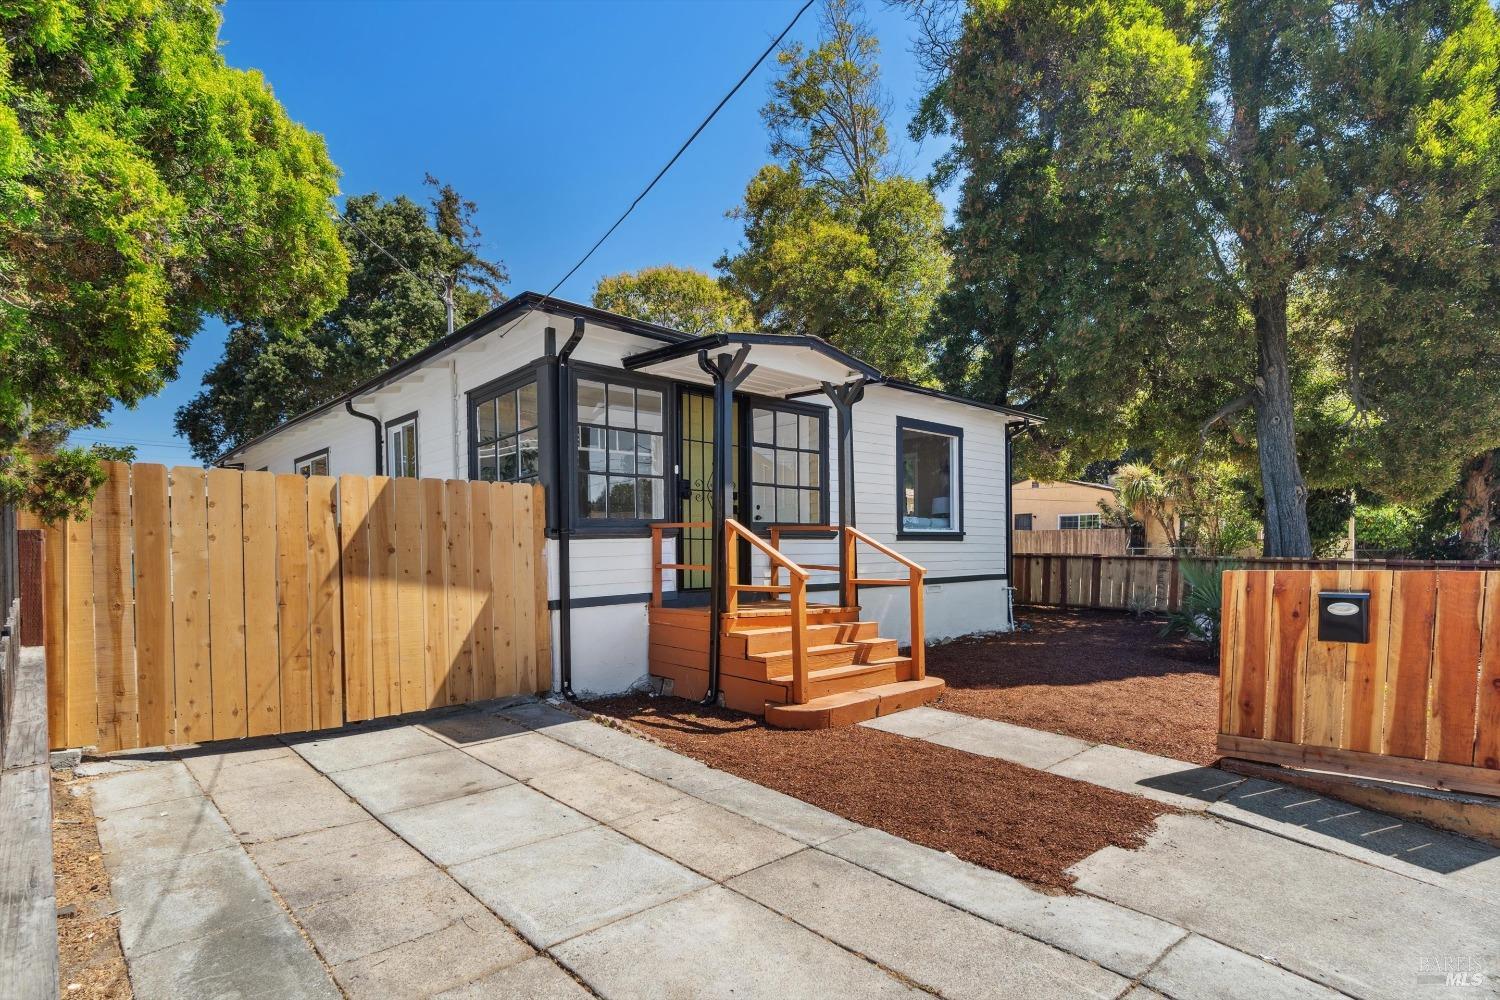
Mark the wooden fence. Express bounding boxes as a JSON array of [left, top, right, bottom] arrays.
[[1218, 569, 1499, 796], [40, 463, 550, 753], [1012, 552, 1500, 614], [1012, 529, 1129, 556]]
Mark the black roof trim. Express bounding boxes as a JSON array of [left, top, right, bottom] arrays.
[[622, 332, 883, 382], [219, 291, 691, 462], [878, 379, 1044, 423]]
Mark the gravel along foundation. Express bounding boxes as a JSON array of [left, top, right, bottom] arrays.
[[929, 606, 1222, 765], [587, 695, 1176, 892]]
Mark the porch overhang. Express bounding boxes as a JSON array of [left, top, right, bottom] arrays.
[[621, 333, 882, 397]]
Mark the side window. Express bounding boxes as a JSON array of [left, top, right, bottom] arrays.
[[748, 405, 823, 525], [576, 376, 665, 521], [386, 415, 418, 478], [1014, 513, 1033, 531], [897, 418, 962, 537], [473, 380, 539, 483], [1059, 513, 1102, 530], [295, 450, 329, 477]]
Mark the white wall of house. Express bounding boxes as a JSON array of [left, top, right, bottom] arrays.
[[225, 304, 1018, 696]]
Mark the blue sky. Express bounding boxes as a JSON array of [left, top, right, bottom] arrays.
[[76, 0, 949, 466]]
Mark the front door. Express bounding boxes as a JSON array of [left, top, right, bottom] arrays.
[[678, 391, 738, 593]]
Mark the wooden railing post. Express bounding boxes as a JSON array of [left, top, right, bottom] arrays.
[[841, 527, 857, 608], [650, 525, 663, 609], [789, 572, 808, 704], [725, 526, 740, 614], [909, 568, 926, 680]]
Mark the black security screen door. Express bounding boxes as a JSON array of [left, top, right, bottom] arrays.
[[678, 391, 739, 592]]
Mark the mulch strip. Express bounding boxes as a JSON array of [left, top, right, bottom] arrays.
[[53, 773, 133, 999], [930, 606, 1222, 765], [587, 694, 1175, 892]]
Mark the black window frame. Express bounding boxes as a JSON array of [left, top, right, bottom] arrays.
[[742, 395, 830, 533], [567, 362, 675, 533], [895, 416, 964, 541], [467, 365, 544, 486], [293, 448, 330, 477], [1014, 513, 1033, 531], [385, 410, 420, 478]]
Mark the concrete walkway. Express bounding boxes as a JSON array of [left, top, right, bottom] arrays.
[[81, 699, 1497, 999], [864, 706, 1500, 1000]]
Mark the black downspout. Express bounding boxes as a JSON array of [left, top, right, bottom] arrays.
[[346, 400, 383, 475], [821, 379, 866, 607], [698, 346, 755, 706], [555, 318, 586, 699]]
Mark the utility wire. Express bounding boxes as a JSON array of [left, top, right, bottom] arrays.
[[347, 0, 818, 353]]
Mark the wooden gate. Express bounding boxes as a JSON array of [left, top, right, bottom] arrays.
[[1218, 569, 1500, 796], [40, 463, 550, 753]]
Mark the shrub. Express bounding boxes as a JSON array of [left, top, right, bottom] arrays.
[[1161, 558, 1238, 646]]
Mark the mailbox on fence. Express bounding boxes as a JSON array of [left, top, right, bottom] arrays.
[[1317, 591, 1371, 644]]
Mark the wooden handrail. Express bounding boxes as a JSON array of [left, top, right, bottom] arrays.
[[726, 519, 809, 704], [649, 522, 713, 608]]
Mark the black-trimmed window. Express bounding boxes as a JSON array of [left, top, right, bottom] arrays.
[[748, 404, 824, 525], [474, 379, 539, 483], [294, 449, 329, 477], [576, 375, 666, 520], [897, 417, 962, 538], [1014, 513, 1033, 531], [386, 413, 418, 478]]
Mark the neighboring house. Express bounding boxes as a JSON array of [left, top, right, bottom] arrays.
[[220, 292, 1040, 701], [1011, 479, 1178, 552]]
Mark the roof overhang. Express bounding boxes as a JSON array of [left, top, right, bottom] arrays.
[[622, 333, 881, 398]]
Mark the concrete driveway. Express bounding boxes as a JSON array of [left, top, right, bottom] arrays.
[[82, 699, 1497, 999]]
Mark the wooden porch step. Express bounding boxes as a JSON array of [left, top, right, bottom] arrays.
[[722, 605, 861, 629], [726, 620, 878, 656], [767, 657, 910, 700], [763, 677, 946, 730]]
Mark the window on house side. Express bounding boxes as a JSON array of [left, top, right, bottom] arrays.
[[749, 405, 823, 525], [474, 380, 540, 484], [576, 377, 665, 520], [1014, 513, 1033, 531], [1059, 513, 1102, 530], [898, 420, 961, 535], [386, 416, 418, 478], [295, 451, 329, 477]]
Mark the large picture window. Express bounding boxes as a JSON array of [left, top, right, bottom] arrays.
[[473, 379, 539, 483], [749, 404, 823, 525], [386, 414, 418, 478], [897, 417, 962, 538], [1059, 513, 1102, 530], [577, 376, 665, 520]]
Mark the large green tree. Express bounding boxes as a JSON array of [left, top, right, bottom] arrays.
[[719, 0, 950, 380], [592, 265, 752, 335], [910, 0, 1500, 555], [177, 179, 508, 462], [0, 0, 349, 518]]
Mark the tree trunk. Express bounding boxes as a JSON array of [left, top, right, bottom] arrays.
[[1458, 451, 1496, 555], [1253, 287, 1313, 556]]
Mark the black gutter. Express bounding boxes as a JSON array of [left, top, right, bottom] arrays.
[[218, 291, 691, 465], [345, 400, 383, 475], [554, 318, 587, 699], [882, 378, 1045, 423]]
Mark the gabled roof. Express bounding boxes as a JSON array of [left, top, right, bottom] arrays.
[[219, 291, 1044, 462]]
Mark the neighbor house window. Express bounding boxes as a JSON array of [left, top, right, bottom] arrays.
[[473, 379, 539, 483], [749, 404, 824, 525], [294, 450, 329, 477], [897, 418, 961, 537], [576, 376, 665, 520], [1014, 513, 1034, 531], [1059, 513, 1102, 530], [386, 414, 418, 478]]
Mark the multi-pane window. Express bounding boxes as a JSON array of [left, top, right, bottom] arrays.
[[474, 380, 539, 483], [749, 406, 822, 524], [1059, 513, 1102, 530], [295, 450, 329, 477], [1014, 513, 1034, 531], [577, 377, 665, 520], [898, 419, 961, 535], [386, 416, 418, 478]]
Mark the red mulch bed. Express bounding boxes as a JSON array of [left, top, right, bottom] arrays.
[[586, 694, 1174, 892], [930, 605, 1221, 765]]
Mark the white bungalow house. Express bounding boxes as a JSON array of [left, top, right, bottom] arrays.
[[220, 292, 1039, 725]]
